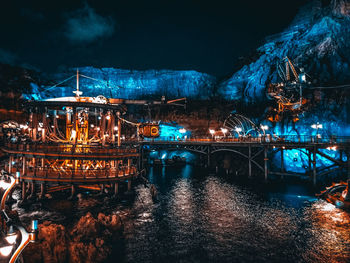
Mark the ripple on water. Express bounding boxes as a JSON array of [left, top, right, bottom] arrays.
[[120, 168, 350, 263]]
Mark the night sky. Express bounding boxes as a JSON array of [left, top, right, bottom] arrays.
[[0, 0, 310, 77]]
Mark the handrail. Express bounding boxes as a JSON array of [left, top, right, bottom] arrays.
[[10, 166, 137, 180], [2, 142, 138, 155]]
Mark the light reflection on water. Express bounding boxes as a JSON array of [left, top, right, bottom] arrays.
[[121, 165, 350, 263]]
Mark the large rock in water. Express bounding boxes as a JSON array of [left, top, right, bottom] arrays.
[[35, 67, 216, 100], [218, 0, 350, 103]]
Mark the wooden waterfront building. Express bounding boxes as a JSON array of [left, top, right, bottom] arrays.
[[1, 74, 140, 199]]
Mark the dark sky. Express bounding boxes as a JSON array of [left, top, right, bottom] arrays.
[[0, 0, 310, 77]]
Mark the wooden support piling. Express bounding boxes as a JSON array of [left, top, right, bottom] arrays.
[[69, 185, 76, 199], [28, 183, 35, 199], [114, 183, 119, 196], [281, 148, 284, 173], [127, 180, 132, 191], [39, 183, 45, 199], [21, 182, 26, 201], [22, 156, 26, 176], [308, 150, 312, 176]]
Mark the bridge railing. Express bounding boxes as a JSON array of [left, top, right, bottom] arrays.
[[138, 135, 350, 144]]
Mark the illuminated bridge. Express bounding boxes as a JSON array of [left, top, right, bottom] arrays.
[[133, 136, 350, 185]]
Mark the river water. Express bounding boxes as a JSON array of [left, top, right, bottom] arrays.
[[16, 164, 350, 263], [114, 165, 350, 263]]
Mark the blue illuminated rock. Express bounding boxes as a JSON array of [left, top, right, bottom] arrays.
[[218, 0, 350, 102], [37, 67, 216, 100]]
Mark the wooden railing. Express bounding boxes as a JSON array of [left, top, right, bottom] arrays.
[[3, 142, 138, 156], [10, 166, 137, 180]]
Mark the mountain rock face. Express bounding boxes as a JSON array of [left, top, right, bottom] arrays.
[[34, 67, 216, 100], [218, 0, 350, 103]]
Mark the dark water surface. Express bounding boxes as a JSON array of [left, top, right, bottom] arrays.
[[16, 165, 350, 263], [116, 165, 350, 263]]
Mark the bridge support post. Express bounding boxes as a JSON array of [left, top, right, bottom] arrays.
[[39, 183, 46, 199], [248, 145, 252, 177], [308, 150, 312, 176], [8, 156, 13, 173], [22, 156, 26, 176], [264, 146, 268, 181], [69, 185, 75, 200], [138, 145, 143, 170], [114, 183, 119, 196], [28, 182, 35, 199], [313, 147, 317, 186], [127, 180, 132, 191], [280, 148, 284, 175], [21, 182, 26, 201]]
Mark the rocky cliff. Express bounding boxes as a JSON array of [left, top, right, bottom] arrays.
[[31, 67, 216, 100], [218, 0, 350, 103]]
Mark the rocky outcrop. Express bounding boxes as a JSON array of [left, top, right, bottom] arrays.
[[30, 67, 216, 100], [23, 212, 123, 263], [218, 0, 350, 103]]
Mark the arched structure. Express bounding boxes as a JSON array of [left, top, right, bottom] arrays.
[[223, 113, 263, 137]]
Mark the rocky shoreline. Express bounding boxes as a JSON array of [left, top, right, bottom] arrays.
[[22, 212, 123, 263]]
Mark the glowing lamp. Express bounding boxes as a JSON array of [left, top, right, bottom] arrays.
[[0, 245, 13, 257], [221, 128, 228, 134], [5, 226, 17, 245], [114, 126, 118, 131], [0, 180, 11, 190], [260, 125, 268, 130], [209, 129, 215, 135], [235, 127, 242, 133], [179, 128, 186, 134], [106, 115, 111, 120], [311, 123, 323, 129], [32, 220, 38, 232], [90, 124, 94, 128], [71, 130, 76, 139]]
